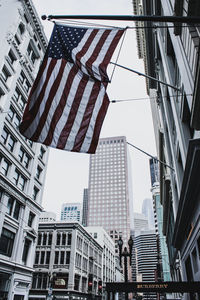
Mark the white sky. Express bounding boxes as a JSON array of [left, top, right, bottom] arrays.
[[32, 0, 157, 219]]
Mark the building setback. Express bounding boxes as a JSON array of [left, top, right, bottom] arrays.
[[29, 222, 103, 300], [87, 136, 134, 255], [0, 0, 48, 299], [86, 226, 116, 283], [133, 0, 200, 290]]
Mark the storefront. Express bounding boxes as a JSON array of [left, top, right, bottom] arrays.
[[0, 271, 11, 300]]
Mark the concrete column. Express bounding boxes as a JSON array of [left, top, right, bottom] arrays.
[[68, 229, 77, 290], [0, 192, 9, 233]]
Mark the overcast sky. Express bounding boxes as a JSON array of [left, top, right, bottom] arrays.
[[32, 0, 157, 219]]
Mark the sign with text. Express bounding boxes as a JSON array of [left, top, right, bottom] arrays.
[[106, 282, 200, 293], [53, 277, 67, 289]]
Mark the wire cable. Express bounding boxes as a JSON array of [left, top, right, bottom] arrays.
[[110, 28, 128, 82]]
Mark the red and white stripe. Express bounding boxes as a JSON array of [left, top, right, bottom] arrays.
[[19, 26, 124, 153]]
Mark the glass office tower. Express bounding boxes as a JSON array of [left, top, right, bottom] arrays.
[[87, 136, 134, 254]]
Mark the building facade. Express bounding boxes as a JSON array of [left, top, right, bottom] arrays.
[[29, 222, 103, 300], [134, 230, 158, 300], [149, 159, 171, 282], [133, 0, 200, 290], [133, 212, 149, 233], [87, 136, 134, 255], [86, 226, 116, 283], [142, 198, 155, 230], [61, 202, 82, 222], [0, 0, 49, 299], [39, 211, 56, 223], [82, 188, 88, 227]]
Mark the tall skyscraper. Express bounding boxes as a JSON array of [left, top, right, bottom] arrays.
[[134, 230, 158, 300], [149, 159, 171, 281], [61, 202, 82, 222], [0, 0, 48, 298], [87, 136, 134, 254], [82, 188, 88, 227], [142, 198, 155, 230], [133, 212, 149, 233]]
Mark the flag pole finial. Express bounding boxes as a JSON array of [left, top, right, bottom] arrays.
[[41, 15, 47, 20]]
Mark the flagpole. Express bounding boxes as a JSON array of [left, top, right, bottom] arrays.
[[41, 15, 200, 24], [110, 62, 181, 91], [127, 142, 174, 171]]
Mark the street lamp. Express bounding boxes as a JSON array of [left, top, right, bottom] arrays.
[[118, 236, 133, 300]]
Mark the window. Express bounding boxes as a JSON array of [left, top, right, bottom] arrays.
[[8, 50, 16, 65], [2, 66, 11, 82], [13, 88, 26, 110], [18, 23, 25, 35], [7, 106, 15, 122], [66, 251, 70, 264], [54, 251, 59, 264], [1, 128, 16, 152], [13, 169, 26, 191], [18, 147, 31, 169], [39, 147, 45, 160], [19, 71, 31, 93], [7, 106, 15, 121], [7, 135, 16, 152], [7, 198, 21, 220], [36, 166, 42, 180], [40, 251, 45, 264], [13, 88, 20, 101], [22, 238, 31, 263], [37, 233, 42, 245], [67, 233, 72, 246], [43, 234, 47, 246], [1, 159, 10, 176], [25, 138, 33, 148], [28, 212, 35, 227], [46, 251, 50, 264], [0, 88, 5, 99], [1, 127, 9, 144], [27, 42, 38, 65], [14, 34, 21, 45], [14, 296, 24, 300], [13, 114, 21, 129], [33, 186, 39, 200], [35, 251, 39, 264], [62, 233, 66, 245], [13, 201, 20, 220], [0, 228, 15, 257], [56, 233, 61, 245], [7, 198, 14, 216], [60, 251, 65, 264], [18, 94, 26, 110], [48, 233, 52, 246]]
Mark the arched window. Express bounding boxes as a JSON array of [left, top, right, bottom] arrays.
[[18, 22, 25, 35]]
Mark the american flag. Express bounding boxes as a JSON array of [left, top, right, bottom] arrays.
[[19, 24, 125, 153]]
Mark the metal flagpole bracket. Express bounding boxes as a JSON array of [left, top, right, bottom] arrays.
[[41, 15, 200, 24]]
